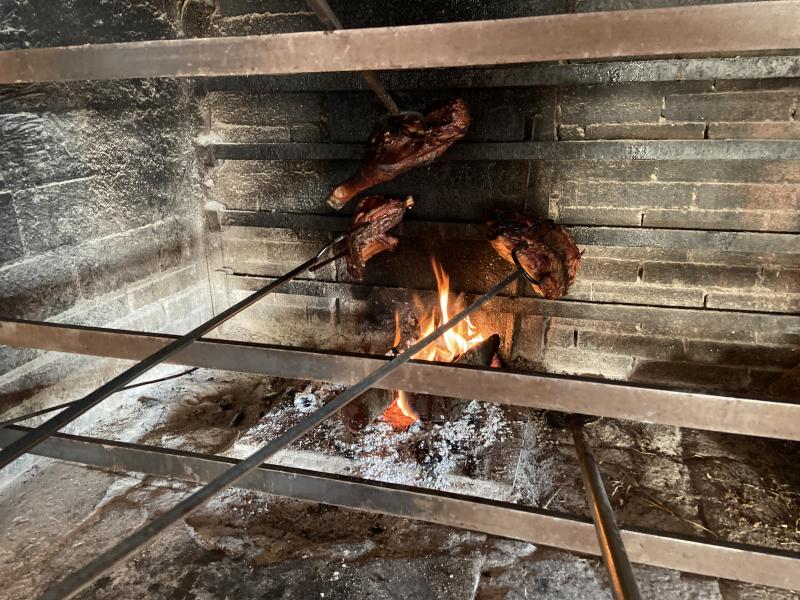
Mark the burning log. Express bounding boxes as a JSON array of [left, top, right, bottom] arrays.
[[340, 334, 502, 432], [409, 333, 501, 423], [328, 99, 470, 210], [340, 388, 394, 432]]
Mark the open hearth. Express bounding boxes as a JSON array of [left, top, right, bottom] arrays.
[[1, 1, 799, 599]]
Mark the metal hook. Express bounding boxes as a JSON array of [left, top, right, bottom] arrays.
[[511, 243, 542, 287]]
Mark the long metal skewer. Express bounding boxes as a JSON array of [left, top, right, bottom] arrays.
[[304, 0, 400, 115], [0, 234, 347, 472], [41, 269, 522, 600], [570, 415, 642, 600]]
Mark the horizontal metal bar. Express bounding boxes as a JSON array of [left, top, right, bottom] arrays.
[[2, 426, 798, 591], [2, 2, 800, 83], [203, 55, 800, 92], [221, 211, 800, 255], [1, 319, 798, 441], [229, 276, 800, 332], [210, 140, 800, 162]]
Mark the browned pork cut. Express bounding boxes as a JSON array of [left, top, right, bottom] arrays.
[[487, 211, 582, 299], [328, 99, 470, 210], [346, 195, 414, 279]]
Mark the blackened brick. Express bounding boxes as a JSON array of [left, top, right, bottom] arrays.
[[694, 183, 799, 211], [557, 206, 643, 227], [585, 123, 705, 140], [590, 282, 706, 308], [0, 192, 24, 265], [643, 262, 758, 289], [708, 122, 800, 140], [630, 360, 751, 393], [0, 253, 81, 320], [564, 181, 693, 209], [579, 331, 683, 361], [685, 340, 798, 369], [665, 91, 795, 122], [761, 267, 800, 294], [705, 291, 800, 314], [578, 257, 640, 283]]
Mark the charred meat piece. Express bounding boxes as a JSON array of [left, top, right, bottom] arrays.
[[487, 211, 582, 299], [346, 195, 414, 279], [328, 99, 470, 210]]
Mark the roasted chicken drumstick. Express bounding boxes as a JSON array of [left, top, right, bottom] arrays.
[[488, 211, 582, 299], [328, 99, 470, 210]]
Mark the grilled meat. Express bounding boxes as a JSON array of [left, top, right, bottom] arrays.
[[346, 195, 414, 279], [487, 211, 582, 299], [328, 99, 470, 210]]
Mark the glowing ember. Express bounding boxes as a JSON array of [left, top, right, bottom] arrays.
[[383, 258, 487, 429], [383, 390, 419, 429]]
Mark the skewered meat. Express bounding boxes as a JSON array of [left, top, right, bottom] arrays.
[[487, 211, 582, 299], [346, 195, 414, 279], [328, 99, 470, 210]]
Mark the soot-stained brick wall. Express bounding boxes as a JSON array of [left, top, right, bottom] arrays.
[[200, 0, 799, 401], [0, 1, 212, 420]]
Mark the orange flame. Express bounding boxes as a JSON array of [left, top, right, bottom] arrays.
[[383, 259, 486, 429], [414, 259, 485, 363]]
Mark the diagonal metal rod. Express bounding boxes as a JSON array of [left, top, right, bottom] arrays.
[[0, 368, 198, 428], [304, 0, 400, 115], [41, 269, 522, 600], [570, 415, 642, 600], [0, 234, 347, 473]]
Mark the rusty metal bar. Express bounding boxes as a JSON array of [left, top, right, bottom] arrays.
[[205, 56, 800, 91], [304, 0, 400, 114], [2, 3, 799, 83], [2, 426, 798, 592], [570, 416, 642, 600], [1, 318, 799, 441], [209, 140, 800, 161]]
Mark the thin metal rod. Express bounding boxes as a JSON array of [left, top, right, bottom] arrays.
[[304, 0, 400, 115], [0, 235, 346, 473], [570, 415, 642, 600], [41, 269, 522, 600], [5, 425, 799, 592], [0, 368, 198, 428], [308, 249, 346, 272]]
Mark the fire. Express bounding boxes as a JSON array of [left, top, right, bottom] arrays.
[[414, 259, 486, 363], [383, 258, 486, 429]]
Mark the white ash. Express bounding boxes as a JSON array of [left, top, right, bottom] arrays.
[[294, 391, 322, 413], [232, 380, 511, 490]]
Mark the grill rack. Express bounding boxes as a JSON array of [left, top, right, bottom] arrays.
[[1, 2, 799, 598]]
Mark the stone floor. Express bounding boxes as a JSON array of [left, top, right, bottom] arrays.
[[0, 368, 797, 599]]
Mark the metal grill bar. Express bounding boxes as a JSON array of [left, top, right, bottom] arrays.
[[2, 2, 799, 83], [2, 426, 798, 592], [209, 140, 800, 162], [1, 319, 798, 441], [204, 56, 800, 91], [220, 212, 800, 254]]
